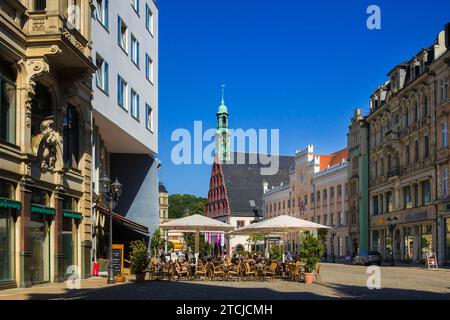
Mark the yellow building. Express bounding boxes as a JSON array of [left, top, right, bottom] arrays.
[[0, 0, 95, 288]]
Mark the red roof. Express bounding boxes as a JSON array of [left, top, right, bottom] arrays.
[[319, 148, 348, 171]]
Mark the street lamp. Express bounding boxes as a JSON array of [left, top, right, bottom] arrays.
[[330, 229, 337, 263], [386, 216, 399, 266], [99, 175, 123, 284]]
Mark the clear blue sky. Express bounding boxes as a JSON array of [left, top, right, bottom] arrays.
[[158, 0, 450, 197]]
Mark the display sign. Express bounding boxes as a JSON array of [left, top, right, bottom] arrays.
[[111, 244, 124, 276], [426, 252, 438, 269]]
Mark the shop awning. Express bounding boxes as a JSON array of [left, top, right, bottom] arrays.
[[0, 197, 21, 211], [95, 205, 149, 236], [63, 210, 83, 220], [31, 204, 55, 215]]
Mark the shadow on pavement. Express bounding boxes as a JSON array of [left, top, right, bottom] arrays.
[[21, 279, 450, 300]]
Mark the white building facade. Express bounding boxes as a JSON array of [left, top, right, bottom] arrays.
[[91, 0, 159, 260]]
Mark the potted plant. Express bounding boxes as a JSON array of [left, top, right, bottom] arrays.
[[299, 233, 324, 284], [130, 240, 150, 282]]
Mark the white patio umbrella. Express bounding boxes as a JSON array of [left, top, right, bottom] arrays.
[[159, 215, 234, 261], [231, 215, 331, 235], [230, 215, 332, 258]]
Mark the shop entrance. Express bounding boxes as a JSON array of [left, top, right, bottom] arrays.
[[30, 214, 50, 284]]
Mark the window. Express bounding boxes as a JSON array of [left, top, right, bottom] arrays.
[[372, 196, 378, 215], [403, 109, 409, 128], [95, 54, 109, 93], [145, 54, 153, 83], [237, 221, 245, 229], [63, 105, 79, 168], [441, 78, 449, 103], [442, 122, 448, 148], [130, 34, 139, 66], [423, 95, 428, 117], [443, 168, 449, 198], [0, 66, 16, 145], [96, 0, 109, 28], [422, 180, 431, 205], [424, 136, 429, 159], [323, 189, 327, 200], [374, 160, 378, 177], [311, 193, 315, 203], [414, 140, 419, 162], [117, 16, 128, 53], [145, 104, 153, 131], [381, 157, 384, 175], [386, 191, 393, 213], [117, 75, 128, 110], [330, 187, 335, 199], [404, 186, 412, 209], [316, 191, 320, 202], [67, 0, 81, 31], [130, 0, 139, 14], [406, 145, 410, 165], [130, 89, 139, 120], [145, 4, 154, 35], [35, 0, 46, 11], [413, 102, 418, 123]]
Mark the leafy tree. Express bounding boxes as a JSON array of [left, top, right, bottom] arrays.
[[168, 194, 208, 219], [300, 233, 324, 273], [269, 244, 283, 261], [185, 233, 212, 256], [150, 229, 163, 257]]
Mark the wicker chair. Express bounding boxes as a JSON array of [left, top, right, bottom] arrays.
[[262, 261, 278, 281], [175, 262, 190, 280], [227, 263, 241, 281], [315, 263, 322, 283], [206, 262, 225, 281], [195, 262, 207, 280], [243, 262, 256, 280], [290, 264, 302, 282]]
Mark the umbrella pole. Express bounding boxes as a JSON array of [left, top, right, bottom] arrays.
[[265, 234, 269, 259], [195, 231, 200, 264]]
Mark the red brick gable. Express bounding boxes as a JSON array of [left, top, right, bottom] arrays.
[[205, 159, 231, 218]]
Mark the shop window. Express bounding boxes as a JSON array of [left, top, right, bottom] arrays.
[[0, 64, 16, 145], [62, 217, 78, 279], [30, 213, 50, 284], [421, 225, 433, 261], [403, 227, 414, 261], [63, 105, 80, 168], [0, 207, 14, 282]]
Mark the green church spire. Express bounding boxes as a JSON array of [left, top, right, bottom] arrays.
[[216, 84, 230, 162]]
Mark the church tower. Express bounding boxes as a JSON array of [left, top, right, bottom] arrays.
[[216, 85, 231, 162]]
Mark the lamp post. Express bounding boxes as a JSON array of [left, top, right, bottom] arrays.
[[99, 175, 123, 285], [387, 216, 399, 266], [330, 229, 337, 263]]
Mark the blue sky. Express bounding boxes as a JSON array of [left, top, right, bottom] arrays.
[[158, 0, 450, 197]]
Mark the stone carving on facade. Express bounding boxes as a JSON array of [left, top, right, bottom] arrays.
[[34, 118, 63, 174], [31, 16, 46, 32], [24, 60, 50, 127]]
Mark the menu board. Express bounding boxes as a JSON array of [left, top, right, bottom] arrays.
[[111, 244, 124, 276]]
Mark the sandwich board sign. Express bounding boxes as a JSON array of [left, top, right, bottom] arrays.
[[426, 252, 438, 269]]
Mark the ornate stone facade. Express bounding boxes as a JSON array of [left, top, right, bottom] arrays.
[[0, 0, 95, 288]]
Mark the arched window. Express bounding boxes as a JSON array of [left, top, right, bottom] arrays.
[[31, 83, 52, 138], [63, 105, 80, 167], [0, 62, 16, 145]]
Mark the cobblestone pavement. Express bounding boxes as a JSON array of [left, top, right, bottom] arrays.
[[1, 263, 449, 300]]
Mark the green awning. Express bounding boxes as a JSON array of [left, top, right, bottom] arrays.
[[63, 210, 83, 220], [0, 197, 21, 211], [31, 204, 55, 216]]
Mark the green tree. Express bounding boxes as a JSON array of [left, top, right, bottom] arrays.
[[185, 233, 212, 256], [300, 233, 324, 273], [150, 229, 163, 257], [168, 194, 208, 219]]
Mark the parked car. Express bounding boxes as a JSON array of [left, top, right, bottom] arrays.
[[353, 251, 382, 266]]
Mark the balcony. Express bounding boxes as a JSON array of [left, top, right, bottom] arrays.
[[387, 167, 400, 179]]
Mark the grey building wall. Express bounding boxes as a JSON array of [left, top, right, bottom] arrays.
[[110, 154, 159, 234]]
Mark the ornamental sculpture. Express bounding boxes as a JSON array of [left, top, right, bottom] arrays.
[[37, 118, 62, 174]]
